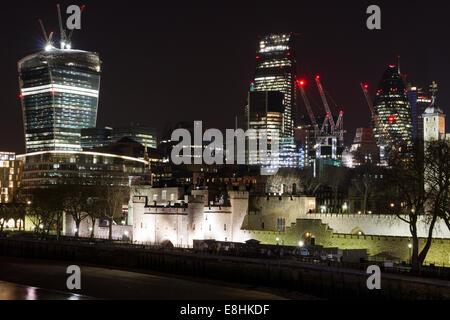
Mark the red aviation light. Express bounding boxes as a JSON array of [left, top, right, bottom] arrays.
[[315, 75, 320, 80], [286, 52, 291, 56], [388, 116, 395, 123], [339, 110, 344, 114], [256, 56, 260, 59], [325, 114, 329, 118], [363, 84, 369, 89], [19, 94, 23, 98], [297, 79, 305, 87]]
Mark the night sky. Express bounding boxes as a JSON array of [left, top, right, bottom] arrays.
[[1, 0, 449, 153]]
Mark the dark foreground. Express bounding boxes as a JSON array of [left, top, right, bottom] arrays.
[[0, 257, 316, 300]]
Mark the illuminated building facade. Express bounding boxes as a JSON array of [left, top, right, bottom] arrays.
[[407, 84, 433, 141], [17, 151, 150, 189], [81, 125, 158, 150], [249, 33, 300, 167], [81, 127, 113, 149], [372, 65, 413, 151], [245, 91, 283, 165], [18, 48, 101, 152], [253, 33, 297, 138], [111, 126, 158, 149], [0, 152, 22, 203]]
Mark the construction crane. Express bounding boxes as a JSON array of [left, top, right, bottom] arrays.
[[315, 75, 335, 132], [56, 4, 86, 49], [56, 4, 67, 49], [360, 83, 387, 161], [297, 79, 320, 137]]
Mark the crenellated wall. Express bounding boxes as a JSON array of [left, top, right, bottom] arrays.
[[242, 218, 450, 266], [299, 213, 450, 238]]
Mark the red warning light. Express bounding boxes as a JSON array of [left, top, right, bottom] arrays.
[[325, 114, 329, 118], [339, 110, 344, 114], [363, 84, 369, 89], [286, 52, 291, 56], [388, 116, 395, 123], [256, 56, 260, 59], [297, 79, 305, 86], [19, 94, 23, 98], [315, 75, 320, 80]]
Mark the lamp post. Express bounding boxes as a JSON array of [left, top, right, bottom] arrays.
[[408, 243, 412, 264]]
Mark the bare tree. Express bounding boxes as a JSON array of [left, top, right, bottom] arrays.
[[25, 188, 64, 238], [96, 185, 130, 240], [386, 140, 449, 272], [61, 185, 90, 238], [424, 140, 450, 231]]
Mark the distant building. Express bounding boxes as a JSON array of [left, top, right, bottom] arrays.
[[373, 65, 413, 153], [0, 152, 22, 203], [423, 105, 446, 143], [17, 150, 150, 189], [81, 127, 113, 149], [250, 33, 299, 168], [81, 126, 157, 150], [111, 126, 157, 149], [407, 84, 434, 141], [349, 128, 379, 164], [18, 48, 101, 152]]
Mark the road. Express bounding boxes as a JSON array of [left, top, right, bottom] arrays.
[[0, 256, 317, 300]]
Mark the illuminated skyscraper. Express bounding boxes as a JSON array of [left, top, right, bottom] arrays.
[[18, 48, 101, 152], [253, 33, 297, 138], [249, 33, 299, 167], [372, 65, 413, 151], [407, 84, 433, 141]]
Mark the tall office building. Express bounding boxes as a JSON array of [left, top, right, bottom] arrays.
[[249, 33, 299, 168], [372, 65, 413, 152], [18, 47, 101, 152], [245, 91, 283, 165], [407, 84, 433, 141], [252, 33, 297, 138]]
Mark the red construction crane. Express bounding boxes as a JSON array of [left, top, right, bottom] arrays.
[[297, 79, 319, 136], [315, 75, 335, 130]]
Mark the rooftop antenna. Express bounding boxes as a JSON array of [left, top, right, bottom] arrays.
[[56, 4, 67, 49], [397, 55, 401, 74]]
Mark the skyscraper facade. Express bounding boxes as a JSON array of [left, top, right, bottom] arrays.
[[407, 84, 433, 141], [372, 65, 413, 152], [18, 48, 101, 152], [249, 33, 299, 168], [252, 33, 297, 138]]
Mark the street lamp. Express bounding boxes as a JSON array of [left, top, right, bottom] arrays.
[[298, 241, 304, 247], [408, 243, 412, 264]]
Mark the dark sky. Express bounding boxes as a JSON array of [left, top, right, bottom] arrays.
[[1, 0, 449, 153]]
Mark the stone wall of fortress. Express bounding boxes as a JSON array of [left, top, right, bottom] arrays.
[[242, 219, 450, 266]]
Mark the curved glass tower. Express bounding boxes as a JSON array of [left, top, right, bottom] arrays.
[[18, 48, 101, 152], [373, 65, 413, 152]]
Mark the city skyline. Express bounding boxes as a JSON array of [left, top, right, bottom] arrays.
[[0, 1, 449, 154]]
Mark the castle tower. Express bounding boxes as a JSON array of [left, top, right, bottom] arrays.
[[423, 105, 446, 143]]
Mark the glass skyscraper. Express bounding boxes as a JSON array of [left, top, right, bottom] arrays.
[[249, 33, 299, 168], [253, 33, 297, 138], [373, 65, 413, 152], [18, 48, 101, 152]]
